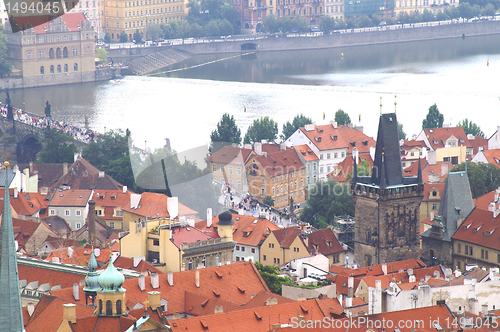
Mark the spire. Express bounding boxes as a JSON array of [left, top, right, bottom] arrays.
[[0, 162, 24, 332], [84, 249, 100, 306], [352, 154, 358, 184]]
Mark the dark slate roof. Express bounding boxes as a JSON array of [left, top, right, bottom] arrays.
[[439, 171, 474, 239]]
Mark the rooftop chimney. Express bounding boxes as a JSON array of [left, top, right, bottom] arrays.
[[13, 188, 18, 199], [138, 274, 145, 291], [87, 200, 96, 245], [195, 270, 200, 288], [280, 143, 286, 151], [381, 263, 388, 275], [67, 246, 74, 258], [122, 186, 127, 193], [167, 197, 179, 220], [214, 305, 224, 314], [27, 303, 35, 317], [133, 256, 143, 268], [72, 283, 80, 301], [151, 273, 159, 289], [63, 303, 77, 324], [207, 208, 213, 227], [254, 142, 263, 156], [167, 272, 174, 286], [148, 291, 161, 310]]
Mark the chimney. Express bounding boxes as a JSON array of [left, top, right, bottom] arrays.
[[67, 246, 74, 258], [150, 273, 159, 289], [409, 275, 416, 283], [265, 297, 278, 306], [13, 188, 18, 199], [133, 256, 143, 268], [148, 291, 161, 310], [206, 208, 213, 227], [381, 263, 388, 275], [87, 200, 96, 245], [51, 257, 60, 263], [167, 197, 179, 220], [279, 142, 286, 151], [63, 303, 77, 323], [122, 186, 127, 193], [98, 171, 105, 178], [27, 303, 35, 317], [254, 142, 263, 156], [138, 274, 145, 291], [214, 305, 224, 314], [167, 272, 174, 286], [375, 279, 382, 291], [195, 270, 200, 288], [72, 283, 80, 301], [62, 162, 69, 176], [481, 304, 489, 316], [354, 149, 359, 165], [347, 276, 354, 298]]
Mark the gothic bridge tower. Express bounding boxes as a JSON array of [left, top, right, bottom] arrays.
[[352, 113, 423, 266]]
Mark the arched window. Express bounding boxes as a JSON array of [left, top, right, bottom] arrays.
[[56, 47, 62, 58], [116, 300, 122, 315], [50, 65, 54, 73], [64, 64, 68, 72], [63, 47, 68, 58], [73, 63, 78, 71], [98, 300, 103, 315], [57, 64, 61, 73], [40, 66, 44, 74], [106, 300, 113, 316], [49, 48, 54, 59]]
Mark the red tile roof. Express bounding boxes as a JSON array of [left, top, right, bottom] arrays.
[[18, 262, 84, 289], [207, 145, 253, 165], [423, 127, 468, 150], [122, 192, 197, 218], [474, 190, 497, 211], [480, 149, 500, 168], [402, 140, 426, 149], [422, 182, 445, 202], [232, 215, 279, 247], [171, 226, 214, 248], [452, 207, 499, 251], [249, 148, 305, 177], [328, 152, 373, 182], [403, 160, 450, 183], [49, 189, 92, 207], [294, 144, 319, 161], [467, 137, 489, 157], [169, 298, 340, 332], [307, 228, 344, 256], [299, 124, 375, 153], [32, 13, 87, 34], [272, 227, 303, 249], [92, 189, 131, 220], [0, 189, 48, 217], [69, 315, 137, 332]]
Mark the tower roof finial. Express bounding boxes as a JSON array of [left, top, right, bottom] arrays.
[[379, 96, 383, 115]]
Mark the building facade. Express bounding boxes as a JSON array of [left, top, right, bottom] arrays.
[[6, 13, 96, 88], [353, 113, 423, 266], [48, 189, 92, 231], [259, 227, 309, 266], [103, 0, 186, 41]]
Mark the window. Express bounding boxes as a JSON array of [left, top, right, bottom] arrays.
[[458, 243, 462, 254], [75, 210, 81, 216], [236, 256, 240, 261], [73, 63, 79, 71], [106, 300, 113, 316], [96, 210, 103, 216], [110, 222, 114, 228], [64, 64, 68, 72], [269, 243, 274, 248], [49, 209, 56, 216], [56, 47, 62, 58], [153, 239, 159, 246], [498, 253, 500, 264], [251, 248, 256, 253], [49, 48, 54, 59], [65, 210, 70, 216], [50, 65, 54, 73], [63, 47, 68, 58], [116, 300, 122, 315], [40, 66, 44, 74], [481, 249, 489, 260], [236, 245, 240, 251], [241, 246, 245, 252], [98, 300, 103, 315], [76, 223, 81, 229]]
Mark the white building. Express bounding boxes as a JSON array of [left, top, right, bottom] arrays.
[[488, 126, 500, 150], [285, 123, 375, 180], [285, 254, 330, 280]]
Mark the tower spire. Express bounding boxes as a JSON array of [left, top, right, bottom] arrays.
[[0, 161, 24, 332], [417, 157, 423, 185]]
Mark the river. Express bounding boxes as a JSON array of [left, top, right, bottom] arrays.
[[9, 34, 500, 152]]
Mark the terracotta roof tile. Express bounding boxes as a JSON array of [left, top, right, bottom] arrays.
[[452, 207, 499, 251], [294, 144, 319, 161], [122, 192, 197, 218], [480, 149, 500, 168], [423, 127, 468, 150], [299, 124, 375, 153], [307, 228, 344, 256], [272, 227, 303, 249], [49, 189, 92, 207]]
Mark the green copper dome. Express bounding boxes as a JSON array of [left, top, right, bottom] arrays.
[[83, 251, 100, 292], [98, 257, 125, 292]]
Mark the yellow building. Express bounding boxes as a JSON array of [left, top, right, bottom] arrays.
[[120, 211, 234, 272], [417, 127, 468, 166], [6, 13, 96, 87], [246, 145, 307, 209], [103, 0, 187, 41], [259, 227, 309, 266], [207, 145, 254, 194]]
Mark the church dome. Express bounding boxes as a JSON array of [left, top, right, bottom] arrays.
[[98, 257, 125, 292], [84, 251, 100, 292]]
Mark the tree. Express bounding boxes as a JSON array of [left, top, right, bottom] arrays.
[[133, 31, 143, 43], [255, 262, 296, 294], [458, 119, 484, 138], [244, 117, 278, 144], [263, 196, 274, 207], [119, 32, 128, 43], [281, 114, 312, 140], [210, 113, 241, 151], [319, 16, 336, 33], [146, 24, 163, 41], [96, 47, 108, 63], [422, 104, 444, 129], [103, 33, 112, 44], [398, 123, 406, 140], [0, 27, 11, 77], [300, 180, 354, 229], [38, 129, 76, 163], [334, 109, 351, 126], [83, 130, 135, 188], [452, 162, 500, 198]]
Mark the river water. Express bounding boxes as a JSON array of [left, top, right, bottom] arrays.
[[9, 34, 500, 152]]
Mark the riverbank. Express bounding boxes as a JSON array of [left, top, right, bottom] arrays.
[[109, 19, 500, 75]]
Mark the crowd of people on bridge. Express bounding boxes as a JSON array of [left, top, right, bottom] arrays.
[[0, 101, 97, 144]]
